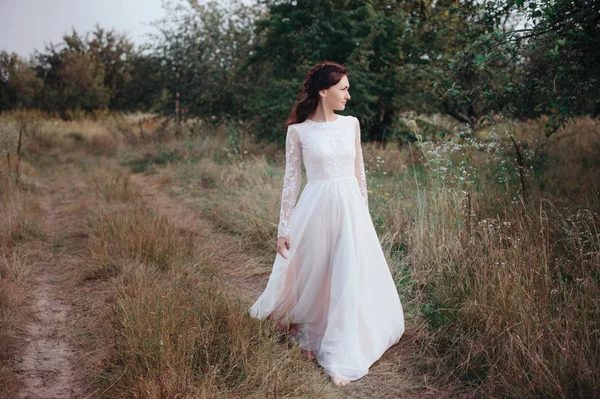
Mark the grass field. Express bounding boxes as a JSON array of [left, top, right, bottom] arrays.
[[1, 110, 598, 398]]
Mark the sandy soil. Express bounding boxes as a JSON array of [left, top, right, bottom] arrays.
[[18, 269, 77, 398], [15, 181, 88, 399]]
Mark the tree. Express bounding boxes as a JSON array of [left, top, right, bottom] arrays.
[[433, 0, 600, 133], [243, 0, 442, 142], [423, 0, 534, 129], [152, 0, 264, 120], [57, 51, 110, 112], [0, 52, 44, 110], [87, 25, 135, 108], [118, 51, 165, 111], [31, 27, 138, 115], [34, 31, 110, 116]]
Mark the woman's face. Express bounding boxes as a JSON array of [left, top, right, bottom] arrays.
[[320, 75, 351, 111]]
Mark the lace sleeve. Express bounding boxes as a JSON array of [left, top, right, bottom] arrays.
[[278, 126, 302, 238], [354, 117, 368, 207]]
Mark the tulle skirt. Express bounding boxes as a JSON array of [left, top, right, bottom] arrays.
[[249, 176, 405, 381]]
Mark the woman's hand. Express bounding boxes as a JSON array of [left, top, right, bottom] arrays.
[[277, 236, 291, 259]]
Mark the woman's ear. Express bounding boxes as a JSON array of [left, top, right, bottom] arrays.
[[319, 89, 327, 99]]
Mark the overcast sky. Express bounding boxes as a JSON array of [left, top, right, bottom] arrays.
[[0, 0, 166, 57]]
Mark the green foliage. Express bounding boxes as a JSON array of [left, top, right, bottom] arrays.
[[243, 0, 440, 142], [33, 27, 136, 116], [86, 26, 134, 108], [117, 52, 165, 112], [152, 1, 264, 120], [515, 0, 600, 132], [420, 302, 448, 329], [0, 52, 43, 109], [433, 0, 600, 133], [0, 26, 159, 116]]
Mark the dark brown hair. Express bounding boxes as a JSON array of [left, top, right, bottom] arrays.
[[286, 61, 348, 126]]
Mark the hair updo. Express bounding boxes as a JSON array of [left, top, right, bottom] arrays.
[[286, 61, 348, 127]]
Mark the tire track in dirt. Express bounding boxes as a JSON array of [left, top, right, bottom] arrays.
[[16, 174, 90, 399], [128, 171, 446, 399], [18, 267, 76, 399]]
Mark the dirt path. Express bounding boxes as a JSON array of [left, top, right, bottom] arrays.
[[18, 267, 77, 398], [15, 173, 91, 399], [129, 172, 445, 399]]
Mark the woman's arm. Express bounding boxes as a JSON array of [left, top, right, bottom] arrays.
[[354, 117, 368, 207], [278, 126, 302, 238]]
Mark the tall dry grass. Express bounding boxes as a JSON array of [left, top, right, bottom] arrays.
[[0, 171, 37, 398], [0, 110, 165, 161], [363, 119, 600, 397], [83, 170, 339, 398], [2, 110, 597, 397], [379, 177, 599, 397]]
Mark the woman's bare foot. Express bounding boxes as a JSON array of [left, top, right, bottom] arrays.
[[330, 376, 350, 386], [301, 348, 316, 361], [288, 323, 299, 337]]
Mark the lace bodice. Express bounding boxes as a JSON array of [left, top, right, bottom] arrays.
[[278, 115, 368, 238]]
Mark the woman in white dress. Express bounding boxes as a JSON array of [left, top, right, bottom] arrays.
[[249, 62, 405, 387]]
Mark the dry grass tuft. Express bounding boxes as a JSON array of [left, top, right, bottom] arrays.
[[105, 264, 337, 398], [0, 277, 23, 398], [89, 162, 135, 203], [0, 247, 32, 283], [87, 204, 196, 278], [380, 182, 600, 397], [0, 182, 38, 398], [196, 157, 282, 254]]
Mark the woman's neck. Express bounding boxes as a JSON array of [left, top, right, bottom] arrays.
[[308, 105, 337, 122]]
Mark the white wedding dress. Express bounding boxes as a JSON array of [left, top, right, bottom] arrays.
[[249, 114, 405, 381]]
